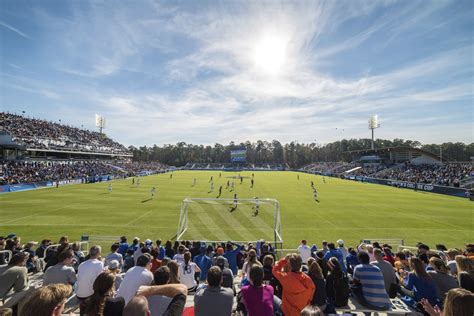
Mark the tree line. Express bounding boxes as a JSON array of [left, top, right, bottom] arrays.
[[127, 139, 473, 168]]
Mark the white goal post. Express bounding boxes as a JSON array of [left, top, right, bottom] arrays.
[[176, 197, 283, 249]]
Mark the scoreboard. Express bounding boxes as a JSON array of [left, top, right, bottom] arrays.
[[231, 149, 246, 163]]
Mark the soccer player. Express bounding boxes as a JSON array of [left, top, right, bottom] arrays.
[[240, 176, 243, 184], [313, 188, 319, 202], [193, 178, 197, 186], [250, 178, 254, 188], [253, 196, 259, 216], [311, 180, 314, 188], [230, 181, 234, 192], [137, 178, 140, 186], [297, 174, 300, 180], [218, 185, 222, 197], [132, 178, 135, 185], [151, 187, 156, 199], [226, 180, 229, 189], [170, 173, 173, 179], [209, 182, 214, 192], [252, 173, 254, 178], [108, 183, 112, 193], [230, 193, 238, 212], [323, 176, 326, 184], [219, 172, 222, 178], [209, 176, 213, 183]]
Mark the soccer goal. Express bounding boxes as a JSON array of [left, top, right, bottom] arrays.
[[176, 197, 283, 249]]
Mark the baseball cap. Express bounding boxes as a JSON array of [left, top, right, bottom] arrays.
[[27, 241, 38, 246], [7, 233, 16, 239], [108, 260, 120, 270], [145, 239, 153, 245], [337, 239, 344, 246]]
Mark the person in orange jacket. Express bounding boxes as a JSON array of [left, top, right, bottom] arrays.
[[272, 253, 315, 316]]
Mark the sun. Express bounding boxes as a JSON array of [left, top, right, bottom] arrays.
[[254, 34, 287, 75]]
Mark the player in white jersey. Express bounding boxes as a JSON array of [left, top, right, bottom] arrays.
[[137, 178, 140, 186], [253, 196, 260, 216], [151, 187, 156, 199], [230, 181, 234, 192], [193, 178, 197, 186], [313, 188, 319, 202], [108, 183, 112, 193], [230, 193, 238, 212], [209, 182, 214, 192]]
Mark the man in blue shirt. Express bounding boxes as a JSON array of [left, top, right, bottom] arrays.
[[118, 236, 129, 256], [193, 246, 213, 281], [353, 251, 391, 310], [323, 242, 347, 273], [155, 239, 165, 260], [224, 242, 242, 275]]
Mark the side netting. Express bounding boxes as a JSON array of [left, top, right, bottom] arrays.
[[176, 197, 282, 249]]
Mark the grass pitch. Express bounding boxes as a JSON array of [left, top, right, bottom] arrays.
[[0, 171, 472, 249]]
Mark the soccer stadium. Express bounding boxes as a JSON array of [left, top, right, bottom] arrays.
[[1, 1, 473, 316]]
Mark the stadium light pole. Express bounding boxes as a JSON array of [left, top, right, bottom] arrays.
[[95, 114, 106, 135], [368, 115, 380, 150]]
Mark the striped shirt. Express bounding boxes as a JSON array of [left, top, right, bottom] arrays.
[[353, 264, 391, 309]]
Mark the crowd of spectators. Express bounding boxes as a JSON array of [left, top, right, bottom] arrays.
[[302, 162, 472, 187], [0, 160, 168, 185], [1, 234, 473, 315], [184, 162, 287, 171], [1, 112, 129, 154]]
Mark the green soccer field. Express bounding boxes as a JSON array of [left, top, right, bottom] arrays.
[[0, 171, 472, 249]]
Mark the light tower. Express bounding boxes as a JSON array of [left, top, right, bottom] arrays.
[[368, 115, 380, 150], [95, 114, 106, 134]]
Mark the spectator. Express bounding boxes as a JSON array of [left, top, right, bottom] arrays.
[[193, 245, 212, 282], [272, 254, 315, 316], [18, 284, 71, 316], [43, 249, 77, 286], [123, 296, 149, 316], [137, 282, 188, 316], [298, 240, 312, 263], [421, 287, 474, 316], [325, 257, 349, 309], [215, 256, 234, 291], [123, 249, 135, 272], [83, 272, 125, 316], [370, 248, 397, 295], [315, 251, 329, 278], [129, 238, 140, 253], [164, 241, 174, 258], [345, 248, 359, 274], [323, 242, 346, 273], [224, 242, 243, 275], [383, 247, 396, 266], [153, 240, 165, 260], [353, 251, 391, 310], [167, 261, 180, 284], [117, 254, 154, 305], [241, 264, 275, 316], [150, 250, 163, 274], [336, 239, 348, 265], [147, 266, 171, 316], [35, 239, 51, 258], [455, 255, 474, 292], [445, 249, 461, 274], [307, 261, 327, 311], [321, 241, 329, 255], [71, 242, 85, 272], [194, 266, 234, 316], [118, 236, 129, 256], [427, 257, 458, 303], [0, 252, 30, 308], [173, 245, 186, 265], [108, 260, 124, 290], [242, 249, 260, 278], [105, 243, 124, 269], [76, 245, 103, 301], [393, 257, 438, 308], [178, 251, 200, 292]]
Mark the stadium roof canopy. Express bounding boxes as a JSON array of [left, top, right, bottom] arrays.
[[344, 146, 445, 164]]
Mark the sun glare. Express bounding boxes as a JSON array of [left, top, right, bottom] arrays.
[[254, 35, 287, 75]]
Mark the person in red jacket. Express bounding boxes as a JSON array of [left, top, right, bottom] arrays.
[[272, 253, 315, 316]]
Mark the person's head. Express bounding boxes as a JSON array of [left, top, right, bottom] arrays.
[[177, 245, 185, 254], [395, 251, 406, 261], [136, 254, 152, 268], [322, 240, 327, 247], [9, 252, 29, 266], [93, 272, 115, 296], [288, 253, 303, 272], [108, 260, 120, 272], [436, 244, 448, 252], [71, 241, 81, 252], [262, 243, 269, 253], [216, 247, 224, 255], [328, 257, 342, 276], [120, 236, 127, 243], [300, 305, 324, 316], [455, 255, 474, 273], [111, 243, 120, 253], [184, 251, 191, 265], [40, 239, 51, 247], [89, 245, 101, 259], [315, 250, 325, 259], [307, 257, 315, 267], [215, 256, 226, 269], [301, 239, 307, 245], [123, 296, 150, 316], [155, 239, 161, 247], [167, 260, 180, 283], [327, 243, 336, 250], [373, 248, 383, 260], [446, 248, 461, 260], [133, 237, 139, 245], [443, 288, 474, 316], [153, 266, 170, 285], [207, 266, 222, 287], [165, 240, 172, 249], [358, 251, 370, 264], [409, 257, 429, 279], [247, 249, 257, 262], [308, 261, 324, 280], [249, 264, 264, 287], [226, 243, 233, 251], [58, 249, 75, 265], [373, 242, 381, 249], [58, 236, 69, 246], [429, 257, 449, 274], [262, 254, 274, 267], [19, 284, 71, 316], [417, 243, 429, 254], [337, 239, 345, 247]]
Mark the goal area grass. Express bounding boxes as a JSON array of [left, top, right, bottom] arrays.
[[0, 171, 471, 249]]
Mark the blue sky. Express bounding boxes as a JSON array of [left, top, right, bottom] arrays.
[[1, 0, 472, 146]]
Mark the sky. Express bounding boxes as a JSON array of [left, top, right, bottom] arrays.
[[0, 0, 473, 147]]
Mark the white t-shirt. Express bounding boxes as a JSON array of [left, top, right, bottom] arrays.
[[179, 262, 198, 289], [173, 253, 185, 265], [298, 244, 312, 263], [76, 259, 104, 298], [117, 266, 153, 304]]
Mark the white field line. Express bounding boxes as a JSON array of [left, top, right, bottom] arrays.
[[125, 210, 154, 226], [190, 204, 233, 241], [211, 204, 257, 241], [1, 204, 75, 224]]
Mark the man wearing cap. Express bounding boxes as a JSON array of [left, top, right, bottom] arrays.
[[117, 254, 153, 304], [43, 249, 77, 286], [0, 252, 30, 308], [337, 239, 349, 267], [297, 240, 311, 263], [108, 260, 124, 290], [194, 245, 213, 282], [224, 242, 242, 275]]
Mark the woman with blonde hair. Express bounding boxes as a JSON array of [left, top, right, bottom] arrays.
[[421, 287, 474, 316], [307, 261, 327, 311], [427, 257, 458, 303], [455, 255, 474, 291], [167, 260, 180, 284], [19, 284, 72, 316], [242, 249, 260, 277]]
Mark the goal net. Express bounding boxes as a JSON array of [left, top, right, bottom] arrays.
[[176, 197, 282, 248]]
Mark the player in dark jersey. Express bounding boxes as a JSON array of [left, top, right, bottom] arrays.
[[230, 193, 238, 212]]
